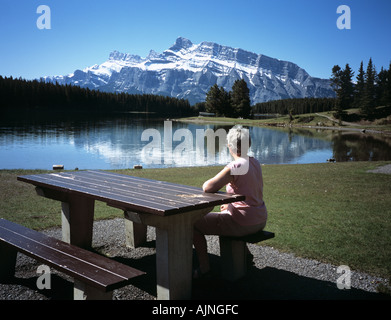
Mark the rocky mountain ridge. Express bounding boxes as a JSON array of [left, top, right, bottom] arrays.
[[43, 37, 335, 105]]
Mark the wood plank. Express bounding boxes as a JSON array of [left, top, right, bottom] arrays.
[[87, 171, 210, 195], [19, 170, 241, 202], [62, 172, 209, 207], [96, 179, 244, 213], [0, 219, 140, 278], [18, 171, 245, 216], [21, 171, 199, 198], [77, 171, 211, 201], [19, 172, 192, 207], [18, 174, 179, 213], [0, 219, 145, 291], [223, 230, 275, 243], [0, 227, 122, 290], [23, 171, 234, 206], [87, 171, 244, 202]]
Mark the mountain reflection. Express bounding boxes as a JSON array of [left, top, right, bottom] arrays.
[[1, 115, 391, 170]]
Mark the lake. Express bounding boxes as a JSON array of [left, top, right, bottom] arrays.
[[1, 114, 391, 170]]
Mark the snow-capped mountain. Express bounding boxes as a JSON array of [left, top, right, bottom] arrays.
[[43, 37, 335, 105]]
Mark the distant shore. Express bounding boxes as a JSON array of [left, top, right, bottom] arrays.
[[175, 110, 391, 136]]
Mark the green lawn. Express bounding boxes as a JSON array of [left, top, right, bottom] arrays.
[[1, 161, 390, 279]]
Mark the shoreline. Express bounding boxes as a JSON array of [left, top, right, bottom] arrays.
[[174, 116, 391, 136]]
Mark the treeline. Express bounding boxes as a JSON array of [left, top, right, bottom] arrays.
[[331, 58, 391, 119], [201, 79, 252, 118], [0, 76, 194, 117], [252, 97, 336, 115], [199, 78, 338, 118]]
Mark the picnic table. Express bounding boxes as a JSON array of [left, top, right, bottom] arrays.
[[17, 170, 244, 300]]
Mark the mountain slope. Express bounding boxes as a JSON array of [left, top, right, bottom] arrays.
[[43, 37, 335, 105]]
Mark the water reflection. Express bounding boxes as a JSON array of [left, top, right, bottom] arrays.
[[1, 114, 391, 170], [250, 127, 334, 164], [331, 131, 391, 162]]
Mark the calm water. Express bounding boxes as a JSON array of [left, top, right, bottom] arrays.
[[1, 114, 391, 170]]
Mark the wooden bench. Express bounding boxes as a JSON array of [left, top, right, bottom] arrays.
[[0, 219, 145, 300], [219, 230, 275, 281]]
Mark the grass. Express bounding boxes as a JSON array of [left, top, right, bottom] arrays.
[[262, 162, 391, 278], [0, 169, 123, 230], [1, 162, 391, 279]]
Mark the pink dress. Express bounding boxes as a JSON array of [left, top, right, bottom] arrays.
[[225, 157, 267, 226]]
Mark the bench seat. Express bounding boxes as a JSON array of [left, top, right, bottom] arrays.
[[222, 230, 275, 243], [219, 229, 275, 281], [0, 219, 145, 300]]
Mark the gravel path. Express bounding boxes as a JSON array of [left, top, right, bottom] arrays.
[[367, 164, 391, 175], [0, 218, 389, 300]]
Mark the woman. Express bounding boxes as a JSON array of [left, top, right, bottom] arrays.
[[193, 125, 267, 278]]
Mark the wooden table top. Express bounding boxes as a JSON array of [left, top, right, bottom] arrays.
[[18, 170, 245, 216]]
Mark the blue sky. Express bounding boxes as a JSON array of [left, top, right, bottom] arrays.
[[1, 0, 390, 80]]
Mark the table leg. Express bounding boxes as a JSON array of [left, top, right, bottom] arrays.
[[61, 194, 95, 249], [125, 207, 212, 300], [124, 217, 147, 248]]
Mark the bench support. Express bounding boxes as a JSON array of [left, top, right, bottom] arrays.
[[0, 243, 17, 281], [219, 237, 247, 281], [73, 280, 113, 300], [219, 230, 275, 281]]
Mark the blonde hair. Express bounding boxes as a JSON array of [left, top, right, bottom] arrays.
[[226, 125, 251, 156]]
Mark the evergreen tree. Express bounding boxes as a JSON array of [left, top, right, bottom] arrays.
[[354, 61, 365, 108], [0, 76, 193, 117], [360, 58, 377, 116], [253, 97, 335, 115], [377, 63, 391, 107], [341, 64, 355, 109], [330, 65, 344, 119], [231, 79, 251, 118], [219, 86, 231, 116], [331, 66, 342, 96], [330, 64, 354, 120], [205, 84, 229, 116], [387, 62, 391, 106], [377, 67, 388, 106], [205, 84, 219, 114]]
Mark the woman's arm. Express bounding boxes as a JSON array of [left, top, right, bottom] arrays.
[[202, 166, 233, 193]]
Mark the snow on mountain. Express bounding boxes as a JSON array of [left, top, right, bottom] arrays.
[[43, 37, 335, 105]]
